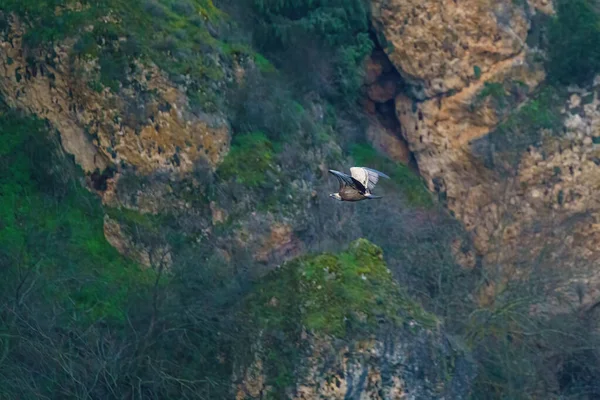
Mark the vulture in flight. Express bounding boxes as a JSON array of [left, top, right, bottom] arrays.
[[328, 167, 390, 202]]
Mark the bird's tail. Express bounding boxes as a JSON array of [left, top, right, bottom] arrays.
[[365, 193, 383, 199]]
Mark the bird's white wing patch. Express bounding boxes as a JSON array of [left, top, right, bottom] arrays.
[[350, 167, 379, 191]]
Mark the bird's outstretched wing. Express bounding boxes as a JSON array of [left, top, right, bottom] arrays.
[[328, 169, 365, 192], [350, 167, 390, 192]]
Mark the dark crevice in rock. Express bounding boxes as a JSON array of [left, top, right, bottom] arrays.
[[526, 11, 552, 50], [362, 30, 422, 174], [90, 164, 117, 192]]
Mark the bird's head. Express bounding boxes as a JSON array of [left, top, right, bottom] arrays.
[[329, 193, 342, 201]]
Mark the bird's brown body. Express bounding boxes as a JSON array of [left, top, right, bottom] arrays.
[[338, 185, 368, 201]]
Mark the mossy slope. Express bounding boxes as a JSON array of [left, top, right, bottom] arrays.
[[0, 103, 153, 324], [248, 238, 437, 338], [235, 239, 464, 399], [217, 132, 276, 187]]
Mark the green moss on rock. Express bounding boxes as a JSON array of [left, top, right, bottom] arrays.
[[247, 238, 437, 339], [0, 106, 154, 325], [3, 0, 244, 109], [237, 239, 447, 398], [217, 132, 275, 187], [494, 86, 563, 144], [470, 80, 530, 116]]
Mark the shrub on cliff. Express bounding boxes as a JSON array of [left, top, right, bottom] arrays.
[[250, 0, 373, 101], [547, 0, 600, 85], [217, 131, 276, 187]]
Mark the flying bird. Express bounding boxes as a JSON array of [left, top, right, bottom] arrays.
[[328, 167, 390, 202]]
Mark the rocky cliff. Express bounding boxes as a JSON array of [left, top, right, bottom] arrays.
[[0, 8, 322, 271], [0, 8, 234, 267], [0, 16, 230, 179], [0, 1, 437, 273], [5, 0, 600, 398], [3, 0, 578, 298], [367, 0, 600, 306]]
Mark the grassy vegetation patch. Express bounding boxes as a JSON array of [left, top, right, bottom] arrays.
[[220, 42, 276, 74], [349, 143, 433, 208], [249, 0, 373, 101], [217, 132, 275, 187], [247, 238, 437, 338], [0, 105, 154, 324], [470, 80, 529, 116], [547, 0, 600, 86], [105, 206, 167, 232], [471, 84, 565, 172], [493, 86, 562, 145], [474, 82, 509, 109], [502, 86, 563, 133]]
